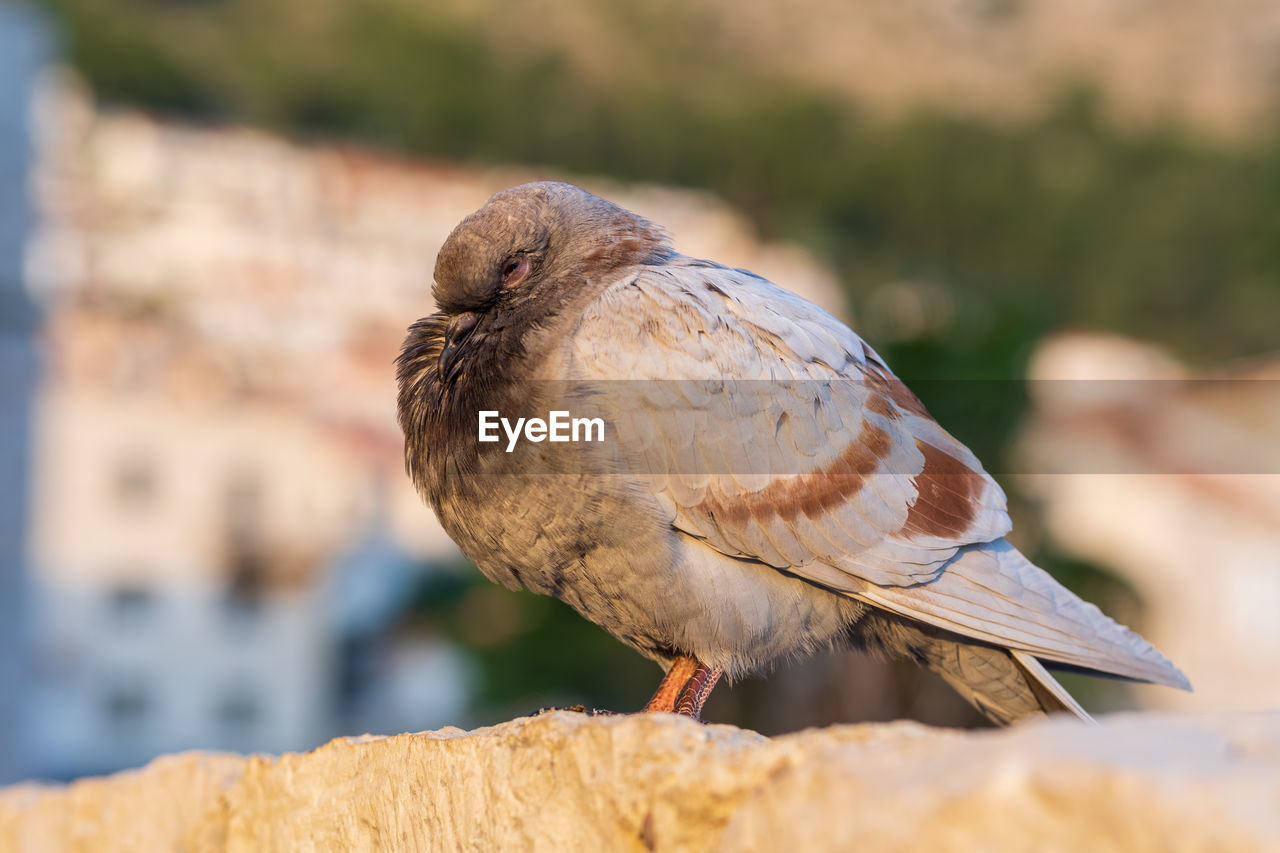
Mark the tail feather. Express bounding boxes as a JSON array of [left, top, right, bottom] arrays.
[[921, 639, 1092, 726], [1010, 650, 1094, 723], [856, 610, 1094, 725]]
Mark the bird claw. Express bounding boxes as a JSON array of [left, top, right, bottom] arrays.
[[530, 704, 617, 717]]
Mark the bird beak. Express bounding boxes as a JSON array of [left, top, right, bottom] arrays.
[[439, 311, 482, 377]]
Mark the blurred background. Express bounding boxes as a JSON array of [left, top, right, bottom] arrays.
[[1, 0, 1278, 784]]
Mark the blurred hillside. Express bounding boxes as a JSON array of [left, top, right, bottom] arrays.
[[42, 0, 1280, 134], [34, 0, 1280, 377], [449, 0, 1280, 134]]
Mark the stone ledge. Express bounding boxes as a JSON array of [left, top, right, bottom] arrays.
[[2, 712, 1278, 852]]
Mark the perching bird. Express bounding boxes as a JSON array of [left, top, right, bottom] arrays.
[[397, 181, 1189, 725]]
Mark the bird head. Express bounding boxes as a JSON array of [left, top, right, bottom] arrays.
[[429, 182, 670, 379]]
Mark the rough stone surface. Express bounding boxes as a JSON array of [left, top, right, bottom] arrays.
[[2, 712, 1278, 852]]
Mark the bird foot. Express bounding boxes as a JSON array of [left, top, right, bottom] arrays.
[[642, 655, 723, 721], [530, 704, 618, 717]]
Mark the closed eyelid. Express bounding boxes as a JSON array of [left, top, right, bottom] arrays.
[[501, 253, 532, 288]]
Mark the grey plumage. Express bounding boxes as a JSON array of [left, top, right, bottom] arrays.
[[397, 181, 1190, 725]]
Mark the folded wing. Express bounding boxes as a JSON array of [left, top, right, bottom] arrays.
[[564, 258, 1188, 689], [566, 259, 1011, 587]]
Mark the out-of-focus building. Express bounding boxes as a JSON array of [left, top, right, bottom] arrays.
[[1020, 332, 1280, 712], [19, 75, 846, 778], [0, 2, 50, 787]]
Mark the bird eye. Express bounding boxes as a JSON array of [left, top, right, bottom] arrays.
[[500, 254, 530, 288]]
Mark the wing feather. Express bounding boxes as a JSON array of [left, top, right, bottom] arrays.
[[856, 542, 1189, 688], [567, 260, 1009, 587]]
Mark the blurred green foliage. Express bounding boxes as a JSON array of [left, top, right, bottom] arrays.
[[38, 0, 1279, 725], [406, 569, 659, 723]]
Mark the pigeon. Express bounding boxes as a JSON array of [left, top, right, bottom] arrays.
[[397, 181, 1190, 725]]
